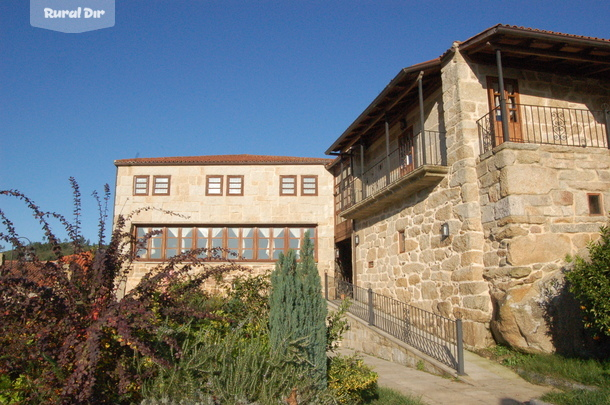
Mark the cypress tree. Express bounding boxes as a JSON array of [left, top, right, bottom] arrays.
[[269, 232, 327, 388]]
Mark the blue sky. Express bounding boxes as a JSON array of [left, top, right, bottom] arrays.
[[1, 0, 609, 245]]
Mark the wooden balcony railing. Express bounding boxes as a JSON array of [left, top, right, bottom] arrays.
[[335, 130, 447, 215]]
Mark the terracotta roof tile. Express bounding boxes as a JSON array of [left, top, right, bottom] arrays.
[[115, 154, 334, 166], [492, 24, 610, 43]]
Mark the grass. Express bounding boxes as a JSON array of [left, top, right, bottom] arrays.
[[365, 387, 427, 405], [480, 345, 610, 405]]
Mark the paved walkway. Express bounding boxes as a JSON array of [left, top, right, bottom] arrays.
[[340, 348, 553, 405]]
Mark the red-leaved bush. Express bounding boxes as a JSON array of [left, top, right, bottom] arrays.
[[0, 179, 244, 404]]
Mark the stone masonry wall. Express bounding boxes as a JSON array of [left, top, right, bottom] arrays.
[[352, 46, 494, 349], [478, 143, 610, 352], [114, 163, 335, 292]]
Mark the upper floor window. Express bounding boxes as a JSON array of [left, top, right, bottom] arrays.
[[206, 175, 223, 196], [301, 175, 318, 196], [227, 175, 244, 196], [133, 176, 149, 196], [152, 176, 171, 195], [280, 175, 297, 196]]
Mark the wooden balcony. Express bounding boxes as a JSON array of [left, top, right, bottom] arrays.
[[336, 130, 448, 220]]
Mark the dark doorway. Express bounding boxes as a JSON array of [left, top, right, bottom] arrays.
[[335, 238, 353, 284]]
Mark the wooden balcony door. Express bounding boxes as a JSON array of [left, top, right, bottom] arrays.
[[487, 77, 522, 146], [399, 126, 415, 175]]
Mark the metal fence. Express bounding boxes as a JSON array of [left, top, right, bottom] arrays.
[[477, 105, 610, 154], [325, 274, 464, 374]]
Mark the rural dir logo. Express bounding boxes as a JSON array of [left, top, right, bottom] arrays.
[[31, 0, 115, 33]]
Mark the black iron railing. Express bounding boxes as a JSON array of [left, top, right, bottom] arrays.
[[477, 105, 610, 154], [325, 274, 464, 374], [337, 130, 446, 211]]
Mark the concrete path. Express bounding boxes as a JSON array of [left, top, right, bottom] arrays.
[[340, 348, 553, 405]]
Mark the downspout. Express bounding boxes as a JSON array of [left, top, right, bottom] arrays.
[[495, 48, 511, 143], [417, 71, 426, 166]]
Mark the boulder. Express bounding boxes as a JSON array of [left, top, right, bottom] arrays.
[[490, 277, 555, 353]]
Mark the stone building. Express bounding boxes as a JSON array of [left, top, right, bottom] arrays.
[[326, 25, 610, 351], [113, 154, 335, 292]]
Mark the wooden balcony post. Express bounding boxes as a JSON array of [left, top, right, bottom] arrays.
[[385, 117, 391, 186], [604, 110, 610, 149], [495, 48, 511, 143], [418, 71, 427, 165]]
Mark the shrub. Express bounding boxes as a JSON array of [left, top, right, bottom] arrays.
[[268, 233, 327, 389], [0, 180, 245, 404], [566, 223, 610, 338], [327, 354, 378, 404], [142, 324, 336, 404], [326, 298, 350, 352]]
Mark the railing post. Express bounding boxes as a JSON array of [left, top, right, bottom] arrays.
[[456, 318, 465, 375], [368, 288, 375, 326], [324, 272, 328, 301]]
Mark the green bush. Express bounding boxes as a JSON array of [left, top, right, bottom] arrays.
[[142, 325, 336, 404], [269, 233, 327, 389], [566, 223, 610, 337], [328, 354, 378, 404]]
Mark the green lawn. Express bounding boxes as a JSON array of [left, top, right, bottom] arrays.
[[480, 345, 610, 405], [366, 387, 427, 405]]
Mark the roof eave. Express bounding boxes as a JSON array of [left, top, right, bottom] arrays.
[[325, 58, 442, 155]]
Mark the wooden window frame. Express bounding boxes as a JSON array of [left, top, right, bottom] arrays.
[[301, 175, 318, 196], [134, 225, 317, 262], [133, 175, 150, 196], [152, 176, 171, 195], [588, 193, 604, 216], [227, 175, 244, 196], [280, 175, 297, 196], [206, 175, 224, 196]]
